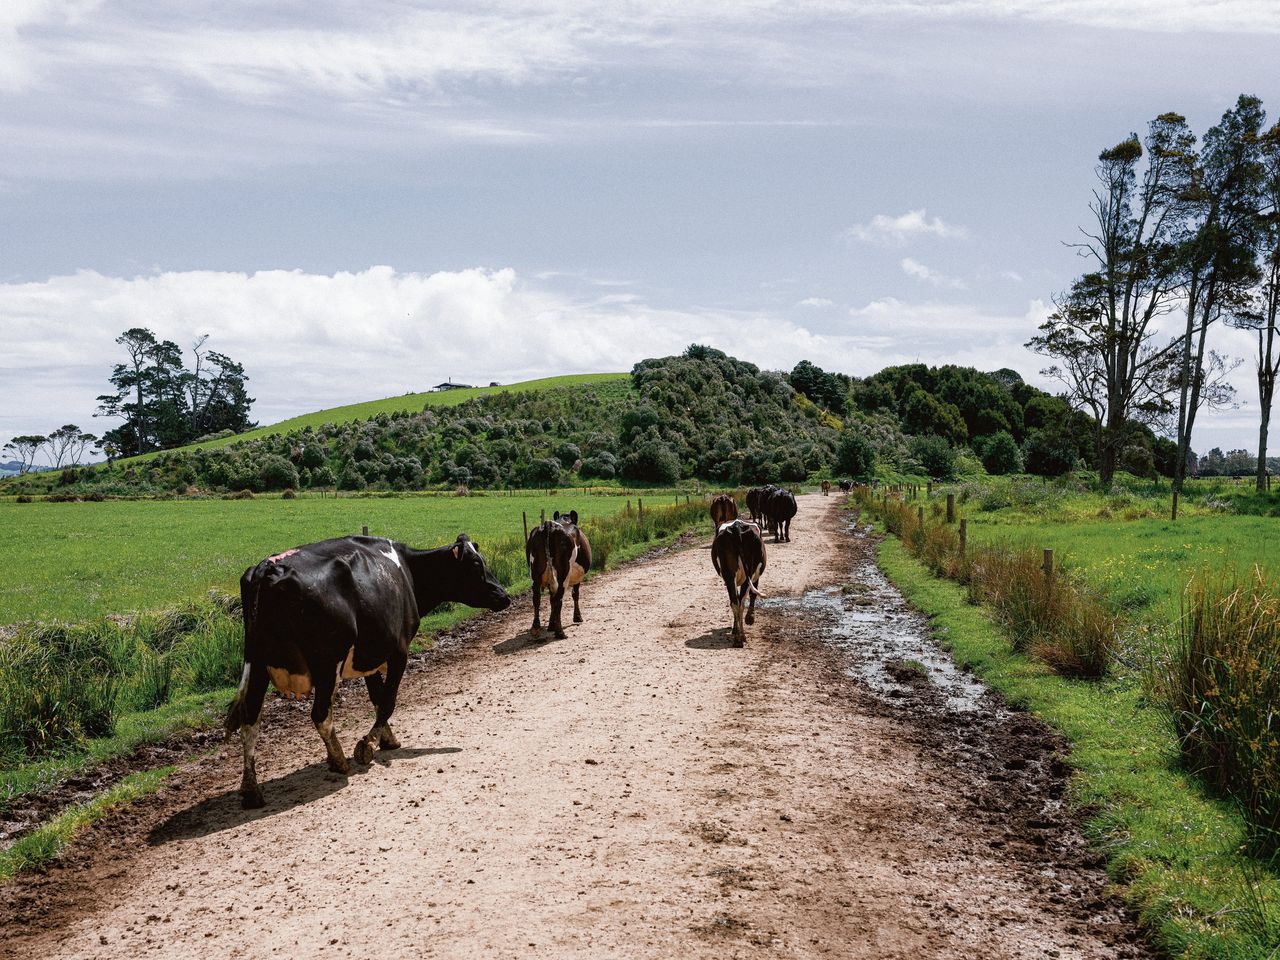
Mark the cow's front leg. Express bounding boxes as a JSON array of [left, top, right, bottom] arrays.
[[356, 654, 407, 764], [571, 583, 583, 624], [530, 582, 543, 639], [549, 587, 567, 639], [312, 667, 349, 775]]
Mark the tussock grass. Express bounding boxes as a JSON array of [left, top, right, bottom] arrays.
[[868, 490, 1116, 679], [1165, 570, 1280, 857]]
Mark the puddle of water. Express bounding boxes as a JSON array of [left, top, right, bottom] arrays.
[[761, 523, 990, 713]]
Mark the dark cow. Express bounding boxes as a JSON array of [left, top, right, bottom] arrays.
[[711, 519, 767, 647], [765, 487, 797, 542], [820, 480, 831, 496], [224, 534, 510, 808], [709, 493, 738, 531], [838, 479, 853, 493], [746, 484, 777, 525], [527, 510, 592, 640]]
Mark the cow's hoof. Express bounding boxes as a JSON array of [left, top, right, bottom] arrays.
[[554, 630, 568, 640], [573, 614, 583, 624], [327, 756, 351, 775], [530, 627, 543, 641], [745, 613, 755, 625], [733, 638, 745, 649], [379, 731, 401, 750], [240, 786, 265, 810], [353, 739, 375, 766]]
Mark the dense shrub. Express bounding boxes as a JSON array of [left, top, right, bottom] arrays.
[[1023, 427, 1077, 477], [522, 457, 562, 488], [835, 431, 877, 482], [620, 439, 681, 484], [979, 431, 1022, 475], [908, 435, 956, 479]]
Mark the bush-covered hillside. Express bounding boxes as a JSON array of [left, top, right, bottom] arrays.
[[6, 346, 1182, 496]]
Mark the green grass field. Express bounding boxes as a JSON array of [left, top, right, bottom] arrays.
[[943, 475, 1280, 624], [124, 372, 630, 461], [0, 489, 682, 624]]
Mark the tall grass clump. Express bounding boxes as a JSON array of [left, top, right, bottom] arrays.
[[857, 487, 1115, 679], [1166, 569, 1280, 856]]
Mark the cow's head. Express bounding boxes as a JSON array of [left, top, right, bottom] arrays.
[[552, 510, 579, 526], [451, 534, 512, 611]]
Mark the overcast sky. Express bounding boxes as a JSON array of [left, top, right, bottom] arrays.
[[2, 1, 1278, 460]]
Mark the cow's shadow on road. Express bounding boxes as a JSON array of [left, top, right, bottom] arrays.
[[492, 631, 564, 655], [685, 628, 738, 650], [147, 746, 460, 845]]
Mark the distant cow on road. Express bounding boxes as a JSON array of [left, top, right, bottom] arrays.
[[527, 510, 592, 640], [820, 480, 831, 496], [711, 519, 766, 647], [709, 493, 738, 531], [225, 534, 511, 808], [839, 479, 853, 493], [765, 488, 797, 542], [746, 484, 777, 525]]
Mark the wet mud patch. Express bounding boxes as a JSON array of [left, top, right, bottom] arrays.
[[753, 513, 1154, 959]]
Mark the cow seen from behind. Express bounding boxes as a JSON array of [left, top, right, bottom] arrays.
[[225, 534, 511, 808], [527, 510, 592, 640], [765, 487, 797, 542], [711, 519, 766, 647], [709, 493, 738, 531]]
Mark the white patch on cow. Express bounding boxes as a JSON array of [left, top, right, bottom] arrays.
[[380, 547, 402, 569], [718, 521, 736, 533], [237, 662, 251, 694], [340, 646, 388, 680], [465, 540, 480, 560], [267, 666, 313, 699]]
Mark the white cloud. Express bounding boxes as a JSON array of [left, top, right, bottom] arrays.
[[900, 257, 966, 289], [0, 267, 1060, 444], [797, 297, 834, 307], [845, 209, 971, 246]]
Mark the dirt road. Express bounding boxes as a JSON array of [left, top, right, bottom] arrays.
[[1, 494, 1149, 959]]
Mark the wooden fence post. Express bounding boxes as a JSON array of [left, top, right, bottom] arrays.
[[638, 497, 644, 517], [1042, 548, 1054, 581], [946, 493, 955, 523], [361, 524, 369, 537], [917, 506, 924, 526], [927, 481, 933, 497], [959, 518, 967, 556]]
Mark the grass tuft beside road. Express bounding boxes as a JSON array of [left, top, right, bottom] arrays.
[[876, 534, 1280, 959]]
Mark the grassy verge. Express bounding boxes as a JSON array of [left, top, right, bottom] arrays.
[[875, 532, 1280, 958], [0, 767, 173, 882]]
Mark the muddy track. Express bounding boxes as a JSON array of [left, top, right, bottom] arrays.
[[0, 495, 1151, 959]]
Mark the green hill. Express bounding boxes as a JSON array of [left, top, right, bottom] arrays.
[[125, 372, 630, 462]]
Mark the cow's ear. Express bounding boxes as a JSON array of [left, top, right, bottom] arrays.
[[452, 545, 461, 559], [553, 510, 561, 520], [570, 510, 578, 525]]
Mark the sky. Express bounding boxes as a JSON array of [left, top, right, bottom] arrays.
[[2, 0, 1279, 461]]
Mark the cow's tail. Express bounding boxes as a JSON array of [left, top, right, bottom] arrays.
[[543, 527, 559, 594], [224, 562, 275, 736]]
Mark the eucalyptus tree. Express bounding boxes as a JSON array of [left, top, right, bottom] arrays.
[[1027, 112, 1194, 485], [1227, 122, 1280, 491], [1170, 95, 1266, 518]]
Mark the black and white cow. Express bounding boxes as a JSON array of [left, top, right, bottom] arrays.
[[224, 534, 510, 808], [711, 519, 767, 647], [526, 511, 592, 640]]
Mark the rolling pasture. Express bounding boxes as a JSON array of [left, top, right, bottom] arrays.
[[0, 490, 668, 625]]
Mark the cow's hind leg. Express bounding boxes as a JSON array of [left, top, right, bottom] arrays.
[[530, 582, 543, 640], [571, 583, 583, 624], [228, 662, 269, 809], [550, 587, 568, 639], [355, 653, 407, 765], [312, 667, 349, 775]]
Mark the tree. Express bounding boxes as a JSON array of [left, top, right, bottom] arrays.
[[1228, 122, 1280, 490], [789, 361, 846, 414], [835, 430, 876, 482], [96, 328, 254, 455], [1171, 95, 1266, 518], [980, 431, 1022, 475], [2, 435, 46, 473], [1023, 427, 1078, 477], [44, 425, 99, 467], [908, 435, 956, 479], [1028, 113, 1194, 485]]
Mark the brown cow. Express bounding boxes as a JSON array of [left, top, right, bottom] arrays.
[[709, 493, 738, 531], [711, 519, 766, 647], [820, 480, 831, 496], [526, 510, 592, 640]]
